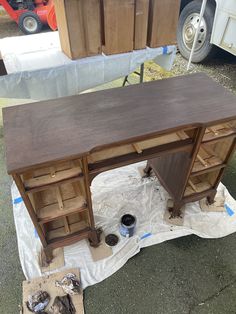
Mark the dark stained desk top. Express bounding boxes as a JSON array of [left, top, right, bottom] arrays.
[[3, 73, 236, 174]]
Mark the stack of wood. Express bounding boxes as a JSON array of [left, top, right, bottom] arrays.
[[54, 0, 181, 59]]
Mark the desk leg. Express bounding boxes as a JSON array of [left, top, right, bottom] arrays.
[[168, 201, 183, 218], [207, 190, 217, 205], [89, 227, 102, 247], [144, 161, 152, 176], [42, 246, 54, 265], [82, 157, 101, 247]]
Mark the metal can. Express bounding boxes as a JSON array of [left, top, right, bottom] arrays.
[[119, 214, 136, 238]]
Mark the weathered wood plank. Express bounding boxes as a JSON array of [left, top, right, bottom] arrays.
[[54, 0, 101, 59], [147, 0, 181, 48], [134, 0, 149, 49], [103, 0, 135, 54]]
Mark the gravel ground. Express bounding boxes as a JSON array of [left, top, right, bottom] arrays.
[[144, 52, 236, 94], [173, 53, 236, 95], [1, 14, 236, 314]]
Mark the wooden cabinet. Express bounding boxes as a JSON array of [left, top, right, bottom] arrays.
[[148, 121, 236, 216], [12, 158, 99, 262]]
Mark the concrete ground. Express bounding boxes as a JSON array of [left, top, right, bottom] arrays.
[[1, 14, 236, 314]]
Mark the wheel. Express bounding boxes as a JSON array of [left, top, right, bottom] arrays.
[[177, 0, 217, 63], [18, 11, 43, 35]]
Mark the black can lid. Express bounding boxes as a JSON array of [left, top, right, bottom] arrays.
[[105, 234, 119, 247], [121, 214, 136, 227]]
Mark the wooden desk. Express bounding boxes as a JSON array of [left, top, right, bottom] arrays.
[[3, 73, 236, 261]]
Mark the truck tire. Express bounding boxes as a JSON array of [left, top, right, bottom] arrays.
[[177, 0, 217, 63], [18, 12, 43, 35]]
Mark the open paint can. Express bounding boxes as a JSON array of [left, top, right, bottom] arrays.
[[119, 214, 136, 238]]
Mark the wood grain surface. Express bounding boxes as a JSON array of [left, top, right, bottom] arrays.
[[147, 0, 181, 47], [134, 0, 149, 49], [54, 0, 101, 59], [103, 0, 135, 54], [3, 73, 236, 174], [149, 151, 192, 199]]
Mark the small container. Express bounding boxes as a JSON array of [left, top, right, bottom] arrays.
[[119, 214, 136, 238], [105, 234, 119, 247]]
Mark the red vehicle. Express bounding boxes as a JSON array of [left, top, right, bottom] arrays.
[[0, 0, 57, 34]]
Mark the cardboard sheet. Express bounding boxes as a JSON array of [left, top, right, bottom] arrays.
[[22, 268, 83, 314]]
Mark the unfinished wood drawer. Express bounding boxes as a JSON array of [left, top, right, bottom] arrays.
[[102, 0, 135, 55], [37, 196, 87, 224], [192, 137, 234, 175], [147, 0, 181, 48], [185, 170, 221, 197], [22, 160, 83, 191], [88, 144, 134, 164], [137, 130, 189, 150], [134, 0, 149, 49], [54, 0, 102, 59], [203, 121, 236, 142], [45, 213, 89, 242], [88, 130, 191, 164], [29, 181, 87, 223]]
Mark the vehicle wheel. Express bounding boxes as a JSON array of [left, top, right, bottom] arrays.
[[177, 0, 217, 63], [18, 11, 43, 35]]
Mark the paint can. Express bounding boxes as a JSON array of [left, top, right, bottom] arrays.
[[119, 214, 136, 238]]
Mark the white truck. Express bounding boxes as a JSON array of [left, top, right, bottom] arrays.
[[177, 0, 236, 62]]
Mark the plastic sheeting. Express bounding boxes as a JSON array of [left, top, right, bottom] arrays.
[[12, 162, 236, 289], [0, 32, 176, 101]]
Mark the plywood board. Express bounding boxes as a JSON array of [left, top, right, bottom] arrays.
[[134, 0, 149, 49], [88, 233, 113, 262], [22, 268, 84, 314], [103, 0, 135, 54], [200, 196, 225, 212], [147, 0, 181, 48]]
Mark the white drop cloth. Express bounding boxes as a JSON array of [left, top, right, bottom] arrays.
[[0, 32, 176, 100], [12, 162, 236, 289]]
